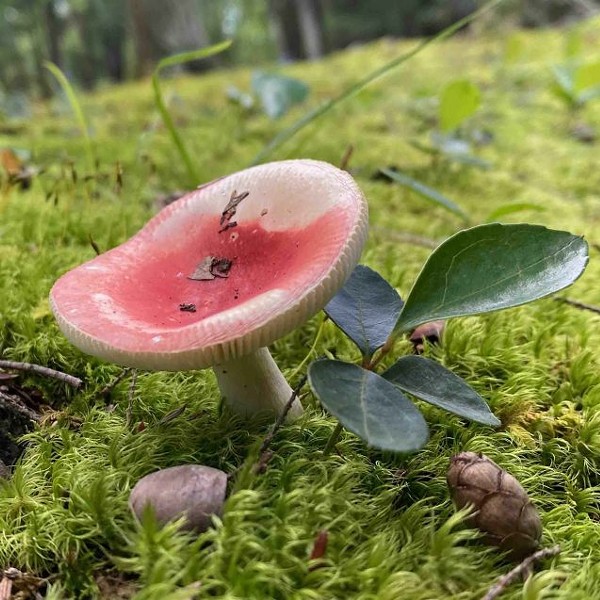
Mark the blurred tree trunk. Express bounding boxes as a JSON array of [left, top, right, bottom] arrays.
[[129, 0, 154, 77], [128, 0, 212, 76], [268, 0, 303, 61], [268, 0, 325, 61], [294, 0, 325, 59], [44, 0, 63, 69], [73, 10, 97, 90], [100, 0, 127, 81], [268, 0, 301, 60]]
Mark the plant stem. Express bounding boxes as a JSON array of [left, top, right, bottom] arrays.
[[289, 315, 326, 380], [323, 422, 344, 455], [44, 61, 95, 173], [152, 41, 232, 186], [252, 375, 308, 475], [555, 297, 600, 315], [481, 545, 561, 600]]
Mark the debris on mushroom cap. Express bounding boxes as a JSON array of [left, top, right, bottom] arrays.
[[129, 465, 227, 533], [49, 160, 368, 371], [447, 452, 542, 560]]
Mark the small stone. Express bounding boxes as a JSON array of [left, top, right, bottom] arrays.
[[129, 465, 227, 533], [447, 452, 542, 560]]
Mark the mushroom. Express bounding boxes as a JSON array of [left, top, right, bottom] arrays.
[[50, 160, 368, 419]]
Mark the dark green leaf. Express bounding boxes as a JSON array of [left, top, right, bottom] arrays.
[[383, 356, 500, 426], [251, 71, 309, 119], [395, 223, 588, 333], [325, 265, 403, 357], [379, 168, 468, 222], [308, 360, 429, 453]]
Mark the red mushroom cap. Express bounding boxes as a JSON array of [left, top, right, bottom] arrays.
[[50, 160, 368, 370]]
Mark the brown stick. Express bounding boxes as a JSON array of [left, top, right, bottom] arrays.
[[252, 376, 307, 475], [98, 367, 132, 398], [555, 297, 600, 315], [0, 391, 40, 422], [0, 360, 82, 389], [126, 370, 138, 426], [481, 546, 561, 600], [339, 144, 354, 171]]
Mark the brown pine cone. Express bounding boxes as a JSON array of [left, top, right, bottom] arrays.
[[447, 451, 542, 560]]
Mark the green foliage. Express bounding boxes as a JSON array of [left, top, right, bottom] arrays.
[[309, 225, 587, 452], [44, 61, 95, 172], [324, 265, 403, 358], [552, 60, 600, 109], [383, 356, 500, 425], [251, 0, 503, 165], [395, 224, 588, 333], [152, 41, 232, 186], [439, 79, 481, 133], [308, 360, 429, 452], [251, 72, 310, 119], [379, 167, 469, 223]]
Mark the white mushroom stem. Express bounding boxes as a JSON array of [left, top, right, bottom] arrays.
[[213, 347, 303, 420]]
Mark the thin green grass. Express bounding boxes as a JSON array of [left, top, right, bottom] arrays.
[[0, 20, 599, 600], [151, 40, 232, 186], [44, 61, 95, 173]]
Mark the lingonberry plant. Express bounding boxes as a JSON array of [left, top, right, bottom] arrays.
[[308, 223, 588, 453]]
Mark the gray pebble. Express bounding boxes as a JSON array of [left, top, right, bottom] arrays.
[[129, 465, 227, 532]]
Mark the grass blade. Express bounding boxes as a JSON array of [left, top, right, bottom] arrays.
[[379, 167, 469, 222], [44, 61, 95, 173], [152, 40, 232, 186]]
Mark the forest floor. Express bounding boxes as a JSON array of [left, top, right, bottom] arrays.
[[1, 19, 600, 600]]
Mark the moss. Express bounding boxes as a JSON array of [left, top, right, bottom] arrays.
[[1, 22, 600, 599]]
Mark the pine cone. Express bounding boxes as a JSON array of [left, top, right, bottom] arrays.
[[447, 452, 542, 560]]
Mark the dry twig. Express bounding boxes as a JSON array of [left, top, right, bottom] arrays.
[[0, 390, 40, 422], [555, 297, 600, 316], [0, 360, 82, 389], [481, 545, 561, 600], [339, 144, 354, 171], [98, 367, 132, 399], [252, 376, 307, 474], [126, 370, 138, 426]]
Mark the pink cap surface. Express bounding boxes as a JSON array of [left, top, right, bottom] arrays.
[[50, 160, 368, 370]]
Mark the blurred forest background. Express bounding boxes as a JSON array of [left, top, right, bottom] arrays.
[[0, 0, 598, 115]]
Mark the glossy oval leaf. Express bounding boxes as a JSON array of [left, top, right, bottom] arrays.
[[325, 265, 404, 357], [395, 223, 588, 333], [308, 360, 429, 453], [383, 355, 500, 426], [439, 79, 481, 132], [379, 168, 469, 222]]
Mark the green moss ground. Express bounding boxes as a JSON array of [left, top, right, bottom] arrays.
[[1, 22, 600, 599]]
